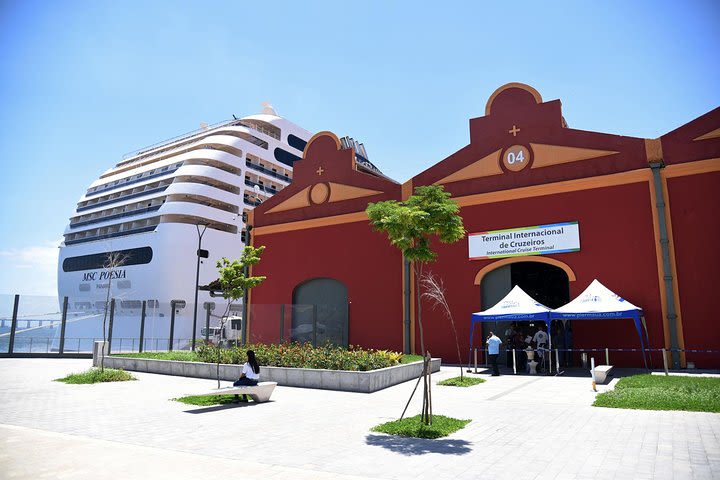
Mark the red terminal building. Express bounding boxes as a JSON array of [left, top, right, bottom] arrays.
[[247, 83, 720, 368]]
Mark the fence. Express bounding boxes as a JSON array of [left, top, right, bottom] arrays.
[[468, 346, 720, 374], [0, 294, 344, 357]]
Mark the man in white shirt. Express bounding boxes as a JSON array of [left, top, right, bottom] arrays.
[[486, 332, 502, 376]]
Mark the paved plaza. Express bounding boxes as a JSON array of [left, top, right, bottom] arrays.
[[0, 359, 718, 479]]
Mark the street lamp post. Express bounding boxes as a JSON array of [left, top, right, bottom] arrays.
[[192, 223, 209, 351]]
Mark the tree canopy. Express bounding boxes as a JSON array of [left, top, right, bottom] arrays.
[[366, 185, 465, 262], [216, 245, 266, 301]]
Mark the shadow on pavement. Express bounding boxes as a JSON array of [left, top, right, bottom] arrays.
[[365, 434, 472, 456], [184, 402, 263, 414]]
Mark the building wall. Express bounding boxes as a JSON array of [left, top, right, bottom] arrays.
[[665, 170, 720, 367], [247, 84, 720, 369], [250, 220, 404, 352], [417, 179, 663, 366]]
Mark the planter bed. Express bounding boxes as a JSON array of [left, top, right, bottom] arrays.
[[94, 347, 440, 393]]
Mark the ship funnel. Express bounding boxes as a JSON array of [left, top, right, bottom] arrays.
[[261, 102, 278, 116]]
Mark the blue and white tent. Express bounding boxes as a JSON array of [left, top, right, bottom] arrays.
[[468, 280, 649, 369], [469, 285, 553, 358], [551, 279, 643, 321], [550, 279, 648, 367]]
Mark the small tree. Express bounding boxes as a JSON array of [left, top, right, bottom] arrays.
[[367, 185, 465, 425], [100, 250, 129, 372], [421, 272, 464, 380], [214, 245, 266, 388]]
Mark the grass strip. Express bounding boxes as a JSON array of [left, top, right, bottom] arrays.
[[371, 414, 471, 439], [55, 368, 136, 384], [113, 351, 199, 361], [594, 374, 720, 413], [438, 376, 485, 387], [173, 394, 241, 406], [400, 354, 424, 364]]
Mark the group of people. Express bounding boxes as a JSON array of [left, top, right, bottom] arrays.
[[486, 322, 570, 375]]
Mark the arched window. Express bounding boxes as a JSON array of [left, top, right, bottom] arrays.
[[292, 278, 348, 347]]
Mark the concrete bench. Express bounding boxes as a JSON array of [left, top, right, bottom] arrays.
[[199, 382, 277, 403], [593, 365, 613, 384]]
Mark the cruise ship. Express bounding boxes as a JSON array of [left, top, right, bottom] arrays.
[[56, 104, 312, 347]]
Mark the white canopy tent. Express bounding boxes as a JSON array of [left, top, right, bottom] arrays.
[[550, 279, 649, 368], [469, 279, 649, 370], [469, 285, 553, 363]]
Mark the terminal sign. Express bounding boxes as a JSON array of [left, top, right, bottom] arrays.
[[468, 221, 580, 260]]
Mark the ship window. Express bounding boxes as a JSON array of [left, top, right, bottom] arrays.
[[62, 247, 153, 272], [287, 134, 307, 152], [273, 148, 301, 167]]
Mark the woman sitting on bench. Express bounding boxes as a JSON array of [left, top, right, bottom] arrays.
[[233, 350, 260, 402]]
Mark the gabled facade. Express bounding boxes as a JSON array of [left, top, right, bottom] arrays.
[[248, 83, 720, 368]]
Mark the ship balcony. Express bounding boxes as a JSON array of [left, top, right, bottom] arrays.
[[86, 149, 248, 199], [172, 164, 242, 192], [244, 177, 280, 196], [102, 133, 258, 180], [245, 156, 291, 183]]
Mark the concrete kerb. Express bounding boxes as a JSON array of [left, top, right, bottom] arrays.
[[93, 341, 440, 393]]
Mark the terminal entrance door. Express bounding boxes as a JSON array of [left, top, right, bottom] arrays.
[[479, 261, 570, 368]]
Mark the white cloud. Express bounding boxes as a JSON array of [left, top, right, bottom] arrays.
[[0, 239, 61, 297]]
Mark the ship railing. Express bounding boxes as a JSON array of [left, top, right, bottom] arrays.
[[120, 118, 239, 163], [245, 160, 291, 183], [120, 118, 277, 167]]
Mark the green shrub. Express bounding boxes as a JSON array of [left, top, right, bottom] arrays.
[[55, 368, 136, 384], [195, 342, 402, 371]]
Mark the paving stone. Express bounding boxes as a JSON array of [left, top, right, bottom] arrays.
[[1, 359, 719, 479]]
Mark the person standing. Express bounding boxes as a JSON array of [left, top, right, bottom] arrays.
[[486, 332, 502, 376], [533, 325, 549, 372]]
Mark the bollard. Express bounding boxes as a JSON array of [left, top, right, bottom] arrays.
[[662, 348, 669, 376], [605, 347, 610, 365], [474, 348, 478, 374], [591, 357, 597, 392], [512, 349, 517, 375], [139, 301, 146, 353], [555, 349, 560, 373], [59, 296, 68, 354]]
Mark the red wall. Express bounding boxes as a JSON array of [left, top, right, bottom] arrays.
[[667, 171, 720, 368], [251, 221, 404, 351], [418, 181, 665, 367]]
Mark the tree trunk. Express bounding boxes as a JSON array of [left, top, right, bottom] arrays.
[[100, 279, 112, 373]]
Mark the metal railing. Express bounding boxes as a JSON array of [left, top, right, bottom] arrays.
[[468, 346, 720, 375], [245, 160, 291, 183]]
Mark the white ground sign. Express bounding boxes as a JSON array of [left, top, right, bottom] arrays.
[[468, 221, 580, 260]]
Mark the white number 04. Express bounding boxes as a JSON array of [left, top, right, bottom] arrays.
[[507, 150, 525, 164]]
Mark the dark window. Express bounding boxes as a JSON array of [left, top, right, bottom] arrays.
[[62, 247, 153, 272], [287, 134, 307, 152], [274, 148, 301, 167], [230, 319, 241, 330]]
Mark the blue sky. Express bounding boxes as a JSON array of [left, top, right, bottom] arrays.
[[0, 1, 718, 296]]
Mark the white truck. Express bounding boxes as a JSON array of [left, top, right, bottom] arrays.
[[201, 316, 242, 345]]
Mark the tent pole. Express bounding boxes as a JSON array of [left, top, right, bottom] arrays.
[[467, 321, 475, 373]]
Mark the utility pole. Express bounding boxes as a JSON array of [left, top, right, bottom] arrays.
[[192, 223, 208, 351]]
